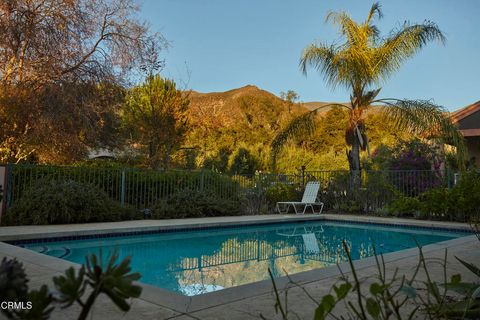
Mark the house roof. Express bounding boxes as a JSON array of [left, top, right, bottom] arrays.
[[451, 100, 480, 137], [451, 100, 480, 122]]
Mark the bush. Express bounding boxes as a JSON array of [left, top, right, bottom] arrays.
[[322, 171, 354, 211], [387, 196, 421, 217], [152, 188, 241, 219], [322, 171, 395, 213], [3, 180, 138, 225], [228, 147, 259, 174], [338, 200, 362, 213], [360, 172, 396, 213], [419, 170, 480, 222], [265, 183, 299, 210], [369, 139, 445, 196], [9, 165, 241, 211], [419, 188, 449, 220], [202, 147, 230, 172]]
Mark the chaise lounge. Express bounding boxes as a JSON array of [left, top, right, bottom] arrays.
[[275, 181, 324, 215]]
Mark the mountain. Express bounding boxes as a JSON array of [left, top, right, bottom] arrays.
[[182, 85, 395, 172], [187, 85, 307, 129], [303, 101, 348, 113], [187, 85, 383, 125]]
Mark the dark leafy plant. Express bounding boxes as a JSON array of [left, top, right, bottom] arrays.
[[228, 147, 259, 174], [419, 170, 480, 222], [264, 239, 480, 320], [0, 257, 55, 320], [0, 253, 141, 320], [419, 187, 450, 220], [0, 258, 39, 319], [203, 147, 230, 172], [266, 182, 299, 211], [427, 257, 480, 318], [14, 286, 54, 320], [153, 188, 241, 218], [3, 179, 138, 225], [54, 252, 142, 320], [387, 196, 421, 217]]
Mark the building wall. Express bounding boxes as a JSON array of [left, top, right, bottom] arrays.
[[458, 110, 480, 130], [466, 136, 480, 166]]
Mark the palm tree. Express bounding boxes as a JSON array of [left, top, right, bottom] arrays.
[[271, 2, 465, 173]]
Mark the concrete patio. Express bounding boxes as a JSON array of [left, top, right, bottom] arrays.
[[0, 214, 478, 320]]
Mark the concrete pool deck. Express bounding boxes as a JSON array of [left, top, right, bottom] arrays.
[[0, 214, 479, 319]]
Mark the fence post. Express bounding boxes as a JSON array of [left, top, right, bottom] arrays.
[[446, 167, 451, 189], [200, 170, 205, 191], [301, 165, 306, 186], [120, 169, 126, 206], [0, 165, 7, 222]]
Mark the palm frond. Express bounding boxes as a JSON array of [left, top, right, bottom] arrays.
[[378, 98, 466, 169], [300, 43, 339, 83], [367, 2, 383, 23], [270, 111, 316, 170], [325, 10, 364, 48], [270, 103, 350, 170], [373, 21, 445, 81]]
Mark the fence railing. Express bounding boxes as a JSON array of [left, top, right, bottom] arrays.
[[5, 164, 243, 210], [2, 164, 455, 213]]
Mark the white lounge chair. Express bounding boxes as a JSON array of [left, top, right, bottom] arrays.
[[276, 225, 324, 237], [275, 181, 324, 215], [302, 233, 320, 254]]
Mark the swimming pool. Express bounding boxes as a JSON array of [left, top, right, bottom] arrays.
[[18, 220, 468, 296]]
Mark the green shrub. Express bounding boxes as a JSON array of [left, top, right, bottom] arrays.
[[387, 196, 421, 217], [10, 165, 241, 210], [419, 188, 449, 220], [202, 147, 230, 172], [418, 170, 480, 222], [448, 170, 480, 221], [3, 179, 138, 225], [265, 183, 298, 209], [1, 253, 142, 320], [339, 200, 362, 213], [152, 188, 241, 219], [322, 171, 354, 211], [322, 171, 396, 213], [361, 172, 396, 213], [228, 147, 259, 174], [265, 240, 480, 320]]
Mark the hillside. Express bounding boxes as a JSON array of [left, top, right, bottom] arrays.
[[187, 85, 307, 129], [184, 85, 309, 171], [188, 86, 383, 126], [181, 85, 397, 173]]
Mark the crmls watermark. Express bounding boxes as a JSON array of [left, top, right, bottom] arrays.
[[0, 301, 33, 310]]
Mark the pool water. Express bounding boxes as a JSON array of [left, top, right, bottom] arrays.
[[21, 221, 467, 296]]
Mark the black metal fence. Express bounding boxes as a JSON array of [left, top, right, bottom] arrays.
[[1, 164, 455, 213]]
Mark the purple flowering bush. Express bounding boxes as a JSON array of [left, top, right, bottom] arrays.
[[369, 139, 444, 196]]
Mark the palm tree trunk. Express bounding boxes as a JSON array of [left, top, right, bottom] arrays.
[[348, 137, 361, 172], [348, 136, 361, 190]]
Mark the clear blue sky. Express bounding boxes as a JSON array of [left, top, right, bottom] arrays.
[[140, 0, 480, 111]]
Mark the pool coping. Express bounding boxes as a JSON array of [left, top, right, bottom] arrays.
[[0, 214, 476, 314]]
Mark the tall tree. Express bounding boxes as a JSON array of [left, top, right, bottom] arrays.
[[271, 2, 466, 173], [280, 90, 299, 113], [123, 75, 189, 169], [0, 0, 163, 163]]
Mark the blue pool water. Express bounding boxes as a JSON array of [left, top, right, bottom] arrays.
[[20, 221, 467, 296]]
